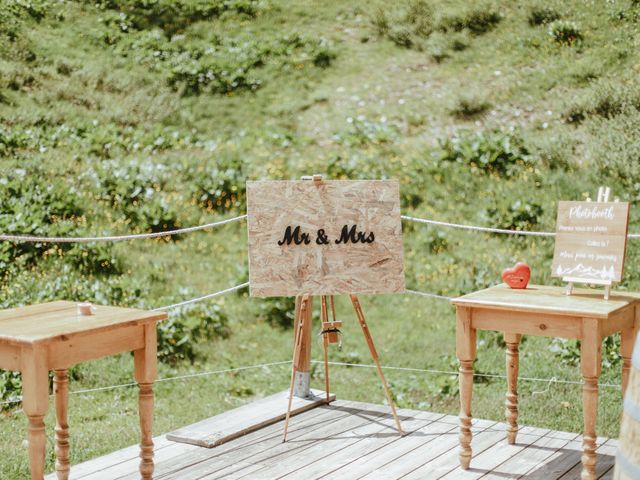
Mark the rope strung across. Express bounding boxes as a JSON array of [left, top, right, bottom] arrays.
[[2, 212, 640, 242], [1, 358, 621, 408], [0, 360, 292, 407], [0, 214, 247, 243]]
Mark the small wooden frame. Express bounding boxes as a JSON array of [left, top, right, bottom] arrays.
[[552, 187, 630, 300]]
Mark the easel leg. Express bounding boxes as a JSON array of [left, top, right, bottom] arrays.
[[350, 295, 404, 435], [321, 296, 330, 403], [283, 295, 309, 442]]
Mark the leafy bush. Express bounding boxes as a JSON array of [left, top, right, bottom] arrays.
[[0, 371, 21, 410], [92, 160, 182, 234], [528, 6, 560, 26], [435, 129, 530, 177], [592, 110, 640, 192], [189, 156, 246, 213], [564, 80, 640, 124], [256, 296, 297, 329], [486, 200, 544, 231], [116, 30, 335, 96], [332, 118, 399, 147], [549, 335, 621, 368], [0, 127, 31, 156], [450, 93, 491, 119], [371, 0, 434, 50], [157, 302, 231, 365], [548, 20, 583, 45], [441, 7, 501, 35], [0, 169, 86, 274], [95, 0, 260, 36]]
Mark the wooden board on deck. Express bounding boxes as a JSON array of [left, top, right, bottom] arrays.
[[166, 389, 335, 448], [246, 179, 405, 297]]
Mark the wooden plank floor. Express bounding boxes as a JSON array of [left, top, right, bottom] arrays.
[[45, 399, 617, 480]]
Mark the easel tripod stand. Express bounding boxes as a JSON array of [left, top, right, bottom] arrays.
[[282, 294, 404, 441]]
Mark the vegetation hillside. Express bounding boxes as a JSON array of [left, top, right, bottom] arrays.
[[1, 0, 640, 476]]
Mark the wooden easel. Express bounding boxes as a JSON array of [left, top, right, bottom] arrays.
[[564, 186, 617, 300], [282, 294, 404, 441]]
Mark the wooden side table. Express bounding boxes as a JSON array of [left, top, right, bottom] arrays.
[[451, 284, 640, 480], [0, 301, 166, 480]]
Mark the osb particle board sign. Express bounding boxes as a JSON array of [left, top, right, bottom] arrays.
[[246, 180, 405, 297], [551, 201, 630, 283]]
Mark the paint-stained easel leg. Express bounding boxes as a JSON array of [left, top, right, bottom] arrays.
[[504, 333, 521, 445], [321, 296, 330, 403], [350, 295, 404, 435], [283, 295, 308, 442]]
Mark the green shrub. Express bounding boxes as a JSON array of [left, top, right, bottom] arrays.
[[189, 156, 246, 213], [548, 20, 583, 45], [371, 0, 434, 50], [486, 200, 544, 231], [549, 335, 621, 368], [256, 296, 297, 329], [0, 371, 21, 410], [117, 30, 335, 96], [93, 160, 182, 234], [528, 6, 560, 26], [591, 110, 640, 192], [563, 80, 640, 124], [332, 118, 399, 147], [450, 94, 491, 119], [0, 169, 85, 275], [435, 129, 530, 177], [95, 0, 260, 36], [157, 302, 230, 365], [441, 7, 501, 35]]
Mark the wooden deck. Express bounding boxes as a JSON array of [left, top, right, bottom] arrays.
[[45, 399, 618, 479]]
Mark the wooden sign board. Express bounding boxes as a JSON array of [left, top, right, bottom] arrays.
[[246, 180, 405, 297], [551, 201, 630, 283]]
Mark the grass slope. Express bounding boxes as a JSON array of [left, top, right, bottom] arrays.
[[1, 0, 640, 477]]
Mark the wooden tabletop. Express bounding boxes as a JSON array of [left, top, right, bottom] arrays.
[[0, 301, 166, 347], [451, 284, 640, 319]]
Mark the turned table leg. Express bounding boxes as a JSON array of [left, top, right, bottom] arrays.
[[505, 333, 521, 444], [54, 370, 70, 480], [21, 347, 49, 480], [134, 323, 157, 480], [456, 307, 476, 469], [580, 318, 602, 480], [621, 317, 638, 395]]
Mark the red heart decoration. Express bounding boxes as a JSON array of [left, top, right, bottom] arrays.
[[502, 262, 530, 289]]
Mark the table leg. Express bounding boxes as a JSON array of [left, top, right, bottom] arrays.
[[134, 324, 157, 480], [456, 307, 476, 470], [580, 318, 602, 480], [505, 333, 521, 445], [21, 347, 49, 480], [621, 313, 638, 395], [54, 369, 70, 480]]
